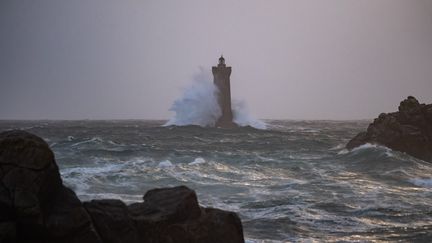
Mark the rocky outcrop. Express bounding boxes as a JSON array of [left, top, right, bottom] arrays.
[[85, 186, 244, 243], [347, 96, 432, 162], [0, 130, 244, 243], [0, 130, 102, 243]]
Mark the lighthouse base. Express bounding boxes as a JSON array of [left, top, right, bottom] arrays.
[[215, 119, 238, 128]]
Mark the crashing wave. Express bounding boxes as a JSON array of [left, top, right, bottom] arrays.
[[164, 68, 266, 129], [409, 178, 432, 188]]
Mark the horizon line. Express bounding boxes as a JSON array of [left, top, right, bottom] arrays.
[[0, 118, 373, 122]]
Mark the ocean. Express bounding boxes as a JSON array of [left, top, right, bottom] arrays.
[[1, 120, 431, 242]]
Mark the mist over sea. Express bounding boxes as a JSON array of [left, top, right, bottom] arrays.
[[1, 120, 431, 242]]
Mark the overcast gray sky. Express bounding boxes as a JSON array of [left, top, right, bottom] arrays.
[[1, 0, 431, 120]]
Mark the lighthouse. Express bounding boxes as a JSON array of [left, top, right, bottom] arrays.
[[212, 56, 237, 128]]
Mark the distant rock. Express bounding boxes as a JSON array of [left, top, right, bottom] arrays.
[[347, 96, 432, 162], [0, 130, 245, 243]]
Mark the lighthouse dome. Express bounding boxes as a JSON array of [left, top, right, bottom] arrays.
[[218, 55, 225, 65]]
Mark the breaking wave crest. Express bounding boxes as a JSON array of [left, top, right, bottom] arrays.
[[409, 178, 432, 187], [164, 68, 266, 129], [164, 69, 221, 127], [232, 100, 267, 129]]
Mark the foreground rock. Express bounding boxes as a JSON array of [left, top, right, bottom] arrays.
[[85, 186, 243, 243], [0, 130, 244, 243], [347, 96, 432, 162]]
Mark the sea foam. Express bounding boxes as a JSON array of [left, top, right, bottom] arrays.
[[189, 157, 206, 165], [158, 160, 174, 168], [409, 178, 432, 187]]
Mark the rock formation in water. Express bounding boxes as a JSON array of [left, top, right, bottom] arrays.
[[212, 56, 238, 128], [0, 130, 245, 243], [347, 96, 432, 162]]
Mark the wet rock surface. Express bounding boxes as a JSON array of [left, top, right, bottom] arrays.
[[0, 130, 244, 243], [85, 186, 244, 243], [347, 96, 432, 162]]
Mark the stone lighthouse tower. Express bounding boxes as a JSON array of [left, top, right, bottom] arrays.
[[212, 55, 237, 128]]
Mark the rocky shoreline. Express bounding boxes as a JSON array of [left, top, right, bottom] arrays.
[[347, 96, 432, 162], [0, 130, 245, 243]]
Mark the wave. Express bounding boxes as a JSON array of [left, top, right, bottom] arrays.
[[164, 68, 266, 129], [189, 157, 206, 165], [335, 143, 432, 183], [351, 143, 388, 152], [71, 137, 104, 147], [232, 100, 267, 129], [329, 143, 345, 151], [158, 160, 174, 168], [164, 69, 221, 127], [66, 137, 135, 153], [338, 143, 393, 155], [341, 143, 431, 165], [409, 178, 432, 187]]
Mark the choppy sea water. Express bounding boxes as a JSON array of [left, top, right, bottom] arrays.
[[1, 120, 431, 242]]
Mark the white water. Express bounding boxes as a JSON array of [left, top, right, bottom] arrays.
[[232, 100, 267, 129], [409, 178, 432, 187], [189, 157, 206, 165], [158, 160, 174, 168], [165, 69, 266, 129]]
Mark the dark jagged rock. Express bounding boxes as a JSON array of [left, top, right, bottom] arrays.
[[0, 130, 245, 243], [85, 186, 244, 243], [44, 186, 102, 242], [83, 200, 138, 243], [347, 96, 432, 162], [140, 186, 202, 222], [0, 130, 102, 243]]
